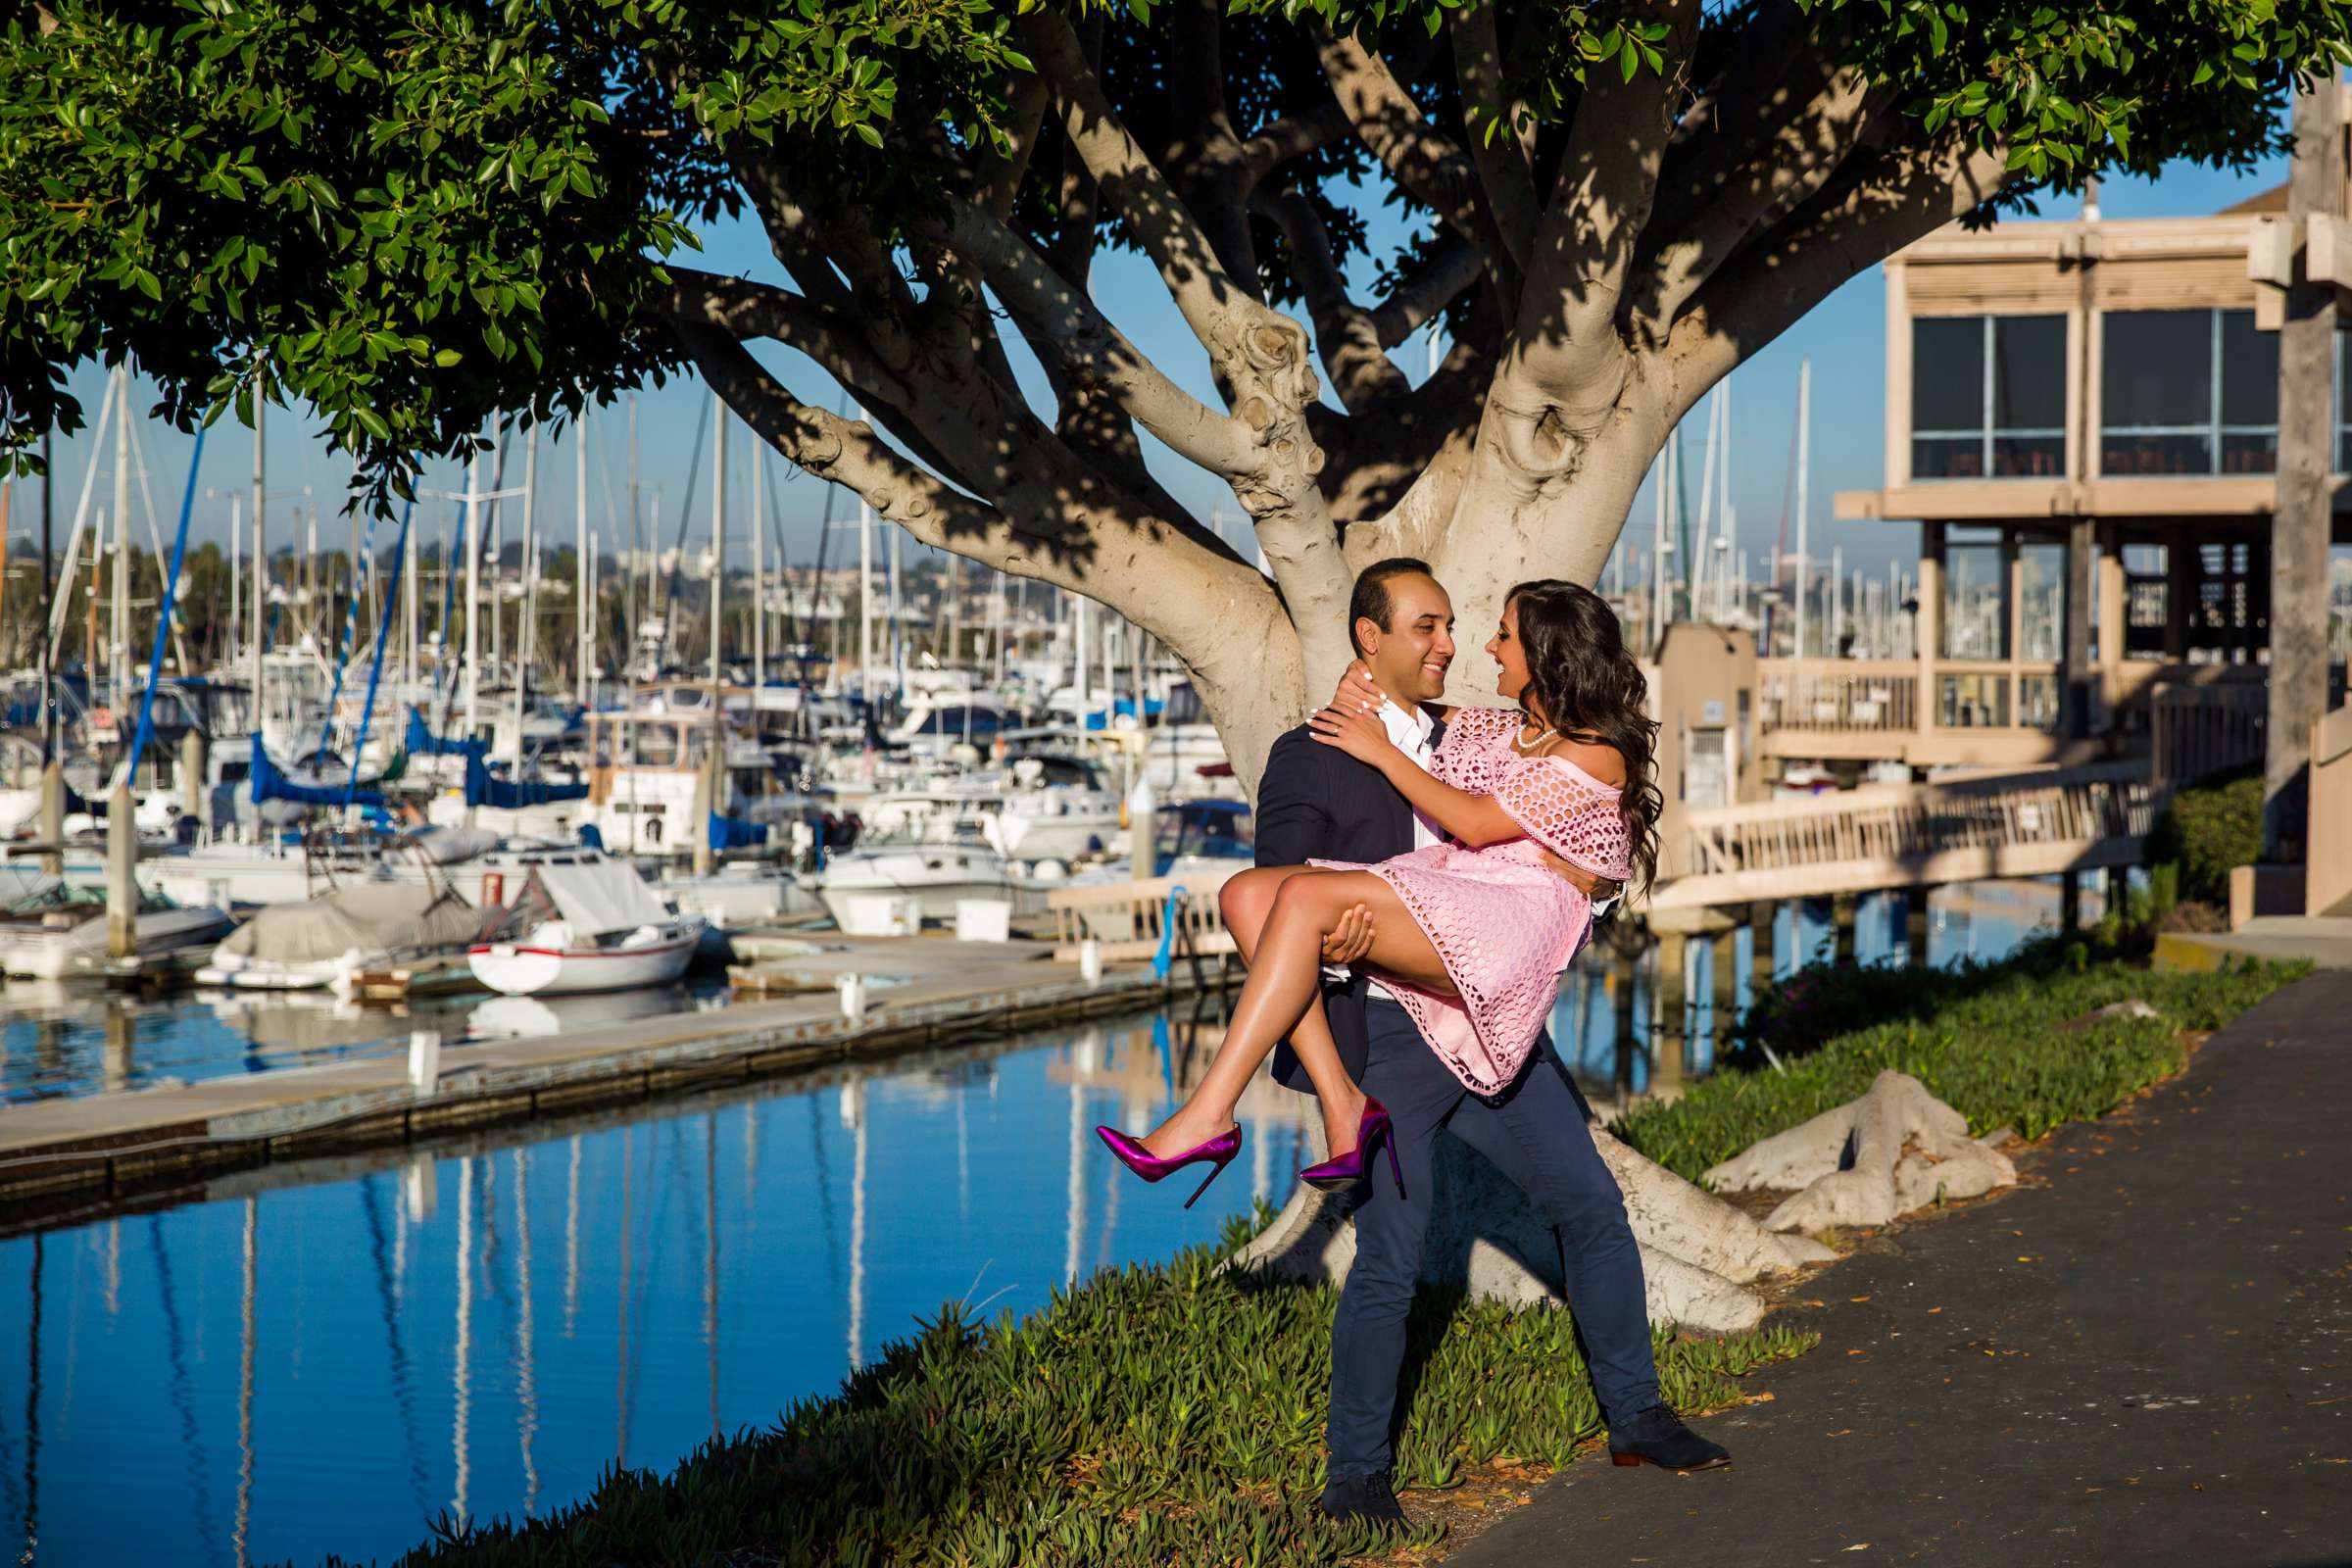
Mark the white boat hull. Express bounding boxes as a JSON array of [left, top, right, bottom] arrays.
[[467, 916, 706, 996], [2, 906, 235, 979], [814, 847, 1046, 925]]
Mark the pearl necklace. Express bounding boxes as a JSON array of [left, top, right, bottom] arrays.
[[1513, 720, 1558, 754]]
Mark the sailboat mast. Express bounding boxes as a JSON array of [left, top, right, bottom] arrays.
[[463, 447, 482, 742], [110, 368, 129, 701], [250, 366, 265, 716], [750, 435, 765, 690], [514, 423, 538, 763], [710, 394, 725, 694], [576, 410, 591, 704]]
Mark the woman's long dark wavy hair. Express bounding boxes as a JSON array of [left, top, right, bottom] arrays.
[[1504, 578, 1663, 893]]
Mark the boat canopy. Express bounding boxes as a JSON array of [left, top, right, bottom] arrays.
[[532, 858, 671, 936], [211, 883, 482, 965], [405, 708, 488, 760], [463, 754, 589, 809], [249, 735, 386, 808]]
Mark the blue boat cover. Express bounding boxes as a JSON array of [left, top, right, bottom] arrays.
[[250, 735, 385, 809], [463, 754, 589, 809], [405, 708, 488, 760], [708, 811, 768, 852]]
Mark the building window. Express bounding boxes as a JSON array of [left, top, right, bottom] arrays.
[[1912, 315, 2066, 479], [2099, 308, 2277, 475]]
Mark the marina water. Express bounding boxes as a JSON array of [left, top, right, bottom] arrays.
[[0, 875, 2083, 1565]]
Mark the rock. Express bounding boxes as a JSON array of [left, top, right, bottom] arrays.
[[1232, 1118, 1822, 1334], [2055, 998, 2162, 1034], [1698, 1069, 2017, 1236]]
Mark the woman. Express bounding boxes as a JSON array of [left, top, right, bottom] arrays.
[[1099, 579, 1661, 1205]]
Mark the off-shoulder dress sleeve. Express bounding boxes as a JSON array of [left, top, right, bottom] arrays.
[[1493, 756, 1634, 880]]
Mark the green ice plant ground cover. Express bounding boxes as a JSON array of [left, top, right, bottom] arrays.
[[366, 1206, 1815, 1567], [1617, 946, 2305, 1186]]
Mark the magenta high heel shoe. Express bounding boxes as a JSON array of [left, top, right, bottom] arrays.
[[1096, 1123, 1243, 1208], [1298, 1097, 1403, 1197]]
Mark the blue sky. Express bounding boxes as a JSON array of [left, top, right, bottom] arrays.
[[26, 135, 2290, 585]]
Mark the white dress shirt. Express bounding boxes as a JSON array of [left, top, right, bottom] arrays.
[[1361, 699, 1438, 1005]]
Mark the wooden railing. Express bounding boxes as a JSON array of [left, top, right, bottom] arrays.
[[1756, 660, 1917, 734], [1048, 867, 1245, 963], [1655, 760, 2160, 907], [2150, 680, 2267, 787]]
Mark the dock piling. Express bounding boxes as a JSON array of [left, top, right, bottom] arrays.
[[105, 777, 135, 958], [37, 760, 62, 876]]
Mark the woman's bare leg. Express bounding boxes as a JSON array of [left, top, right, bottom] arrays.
[[1143, 869, 1453, 1159], [1194, 867, 1364, 1159]]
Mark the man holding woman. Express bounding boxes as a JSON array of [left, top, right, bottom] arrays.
[[1099, 559, 1730, 1523]]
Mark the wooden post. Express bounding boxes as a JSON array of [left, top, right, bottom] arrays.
[[1611, 946, 1640, 1109], [2267, 73, 2343, 860], [2095, 521, 2126, 727], [1832, 894, 1857, 965], [1916, 522, 1944, 729], [690, 745, 715, 876], [179, 728, 207, 833], [1711, 927, 1740, 1067], [106, 777, 136, 959], [1906, 886, 1935, 968], [38, 760, 63, 877], [2064, 516, 2096, 737], [1749, 900, 1777, 991], [1654, 931, 1688, 1093], [2060, 871, 2082, 932]]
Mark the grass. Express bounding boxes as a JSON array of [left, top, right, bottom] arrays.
[[364, 1206, 1815, 1567], [1619, 945, 2305, 1185]]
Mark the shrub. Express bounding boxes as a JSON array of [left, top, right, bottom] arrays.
[[2149, 764, 2264, 906], [368, 1216, 1815, 1567], [1618, 957, 2303, 1184]]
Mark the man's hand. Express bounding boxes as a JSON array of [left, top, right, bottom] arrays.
[[1539, 848, 1620, 902], [1321, 903, 1376, 964]]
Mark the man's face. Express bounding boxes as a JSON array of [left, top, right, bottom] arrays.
[[1357, 573, 1455, 704]]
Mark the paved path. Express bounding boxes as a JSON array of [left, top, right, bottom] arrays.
[[1447, 970, 2352, 1568]]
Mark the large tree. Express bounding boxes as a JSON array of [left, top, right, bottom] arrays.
[[4, 0, 2345, 782]]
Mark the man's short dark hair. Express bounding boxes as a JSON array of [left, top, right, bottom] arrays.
[[1348, 558, 1435, 655]]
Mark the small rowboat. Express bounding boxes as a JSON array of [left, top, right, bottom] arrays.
[[466, 854, 709, 997]]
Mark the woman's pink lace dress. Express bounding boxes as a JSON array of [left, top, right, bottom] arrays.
[[1312, 707, 1633, 1096]]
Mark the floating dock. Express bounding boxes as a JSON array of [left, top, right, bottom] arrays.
[[0, 935, 1233, 1216]]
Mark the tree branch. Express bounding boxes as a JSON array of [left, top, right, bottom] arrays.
[[1508, 0, 1700, 410], [1315, 28, 1522, 292], [681, 323, 1276, 706], [660, 268, 911, 410], [978, 72, 1051, 221], [1367, 236, 1483, 349], [1240, 103, 1350, 183], [1633, 70, 1886, 340], [1256, 182, 1412, 413], [1666, 139, 2017, 407], [1020, 6, 1277, 376], [922, 199, 1257, 476], [1449, 1, 1540, 270]]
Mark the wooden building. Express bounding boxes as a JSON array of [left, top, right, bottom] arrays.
[[1833, 184, 2349, 765]]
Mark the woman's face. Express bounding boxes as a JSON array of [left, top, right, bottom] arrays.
[[1484, 597, 1531, 705]]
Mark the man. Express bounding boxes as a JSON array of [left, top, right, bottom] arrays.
[[1253, 559, 1729, 1526]]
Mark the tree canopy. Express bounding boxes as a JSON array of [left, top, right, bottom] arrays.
[[4, 0, 2345, 774]]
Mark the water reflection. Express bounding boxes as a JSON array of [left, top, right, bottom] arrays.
[[0, 1007, 1314, 1567], [0, 978, 730, 1104]]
